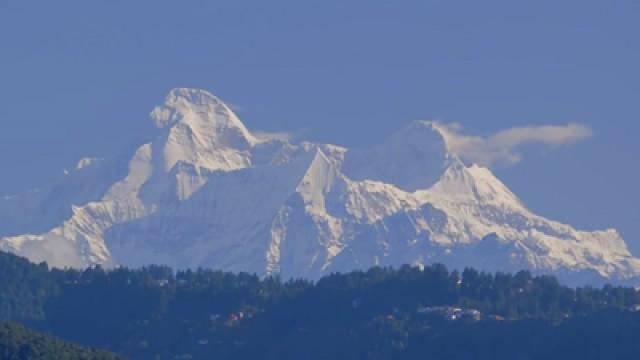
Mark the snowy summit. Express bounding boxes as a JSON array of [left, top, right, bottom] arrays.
[[1, 88, 638, 285]]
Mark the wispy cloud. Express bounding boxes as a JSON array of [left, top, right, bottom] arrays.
[[435, 122, 594, 167], [253, 131, 294, 142], [225, 101, 244, 113]]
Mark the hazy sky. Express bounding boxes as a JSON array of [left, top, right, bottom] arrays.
[[1, 1, 638, 251]]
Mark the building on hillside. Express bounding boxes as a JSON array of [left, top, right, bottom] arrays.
[[417, 306, 481, 321]]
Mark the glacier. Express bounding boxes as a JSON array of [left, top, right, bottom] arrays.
[[1, 88, 639, 285]]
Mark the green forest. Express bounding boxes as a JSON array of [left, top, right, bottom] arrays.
[[2, 250, 640, 359], [0, 322, 123, 360]]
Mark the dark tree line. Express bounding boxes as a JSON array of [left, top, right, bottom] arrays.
[[2, 250, 640, 359]]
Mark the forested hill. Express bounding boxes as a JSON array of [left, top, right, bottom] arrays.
[[0, 322, 123, 360], [2, 250, 640, 359]]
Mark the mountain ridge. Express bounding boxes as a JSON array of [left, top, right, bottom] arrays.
[[1, 88, 638, 285]]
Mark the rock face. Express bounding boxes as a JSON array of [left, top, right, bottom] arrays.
[[1, 88, 638, 285]]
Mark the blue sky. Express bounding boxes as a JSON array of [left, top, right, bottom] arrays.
[[1, 1, 639, 251]]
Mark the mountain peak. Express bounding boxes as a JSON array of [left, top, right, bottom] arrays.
[[169, 87, 223, 106], [151, 88, 254, 140], [345, 120, 451, 191], [391, 120, 447, 145], [150, 88, 257, 172], [426, 157, 524, 209]]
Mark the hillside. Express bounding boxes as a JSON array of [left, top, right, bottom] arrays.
[[0, 322, 123, 360]]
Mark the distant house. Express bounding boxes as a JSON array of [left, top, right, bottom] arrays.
[[460, 308, 481, 321], [227, 311, 246, 326], [418, 306, 481, 321]]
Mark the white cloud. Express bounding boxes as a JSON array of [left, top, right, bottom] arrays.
[[253, 131, 294, 142], [434, 122, 594, 167]]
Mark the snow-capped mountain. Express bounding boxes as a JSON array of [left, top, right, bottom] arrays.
[[1, 88, 638, 285]]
